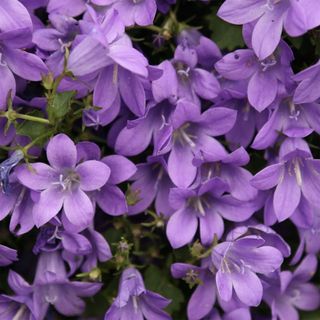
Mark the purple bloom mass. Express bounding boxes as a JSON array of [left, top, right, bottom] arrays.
[[0, 0, 319, 319]]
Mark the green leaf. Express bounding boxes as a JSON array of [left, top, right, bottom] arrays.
[[16, 112, 48, 141], [144, 265, 185, 313], [206, 10, 244, 51], [48, 90, 76, 121], [301, 311, 320, 320]]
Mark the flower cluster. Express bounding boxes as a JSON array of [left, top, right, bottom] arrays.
[[0, 0, 319, 319]]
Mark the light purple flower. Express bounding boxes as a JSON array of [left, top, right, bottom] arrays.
[[33, 251, 102, 319], [166, 178, 258, 248], [16, 133, 110, 229], [218, 0, 320, 59], [263, 255, 320, 320], [211, 235, 283, 306], [0, 270, 35, 320], [105, 267, 171, 320], [251, 138, 320, 224]]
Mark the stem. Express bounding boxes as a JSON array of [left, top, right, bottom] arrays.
[[14, 113, 50, 124]]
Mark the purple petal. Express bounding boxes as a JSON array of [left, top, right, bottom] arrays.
[[248, 71, 278, 111], [166, 208, 198, 248], [77, 160, 110, 191], [101, 155, 136, 184], [16, 163, 57, 191], [187, 275, 216, 320], [231, 269, 262, 306], [3, 47, 48, 81], [251, 163, 282, 190], [47, 134, 77, 170], [96, 184, 128, 216], [63, 188, 94, 229], [33, 188, 64, 227], [273, 169, 301, 221], [217, 0, 266, 25]]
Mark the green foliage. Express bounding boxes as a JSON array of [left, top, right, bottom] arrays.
[[16, 111, 49, 141], [47, 90, 76, 122], [206, 9, 244, 50], [144, 265, 185, 314]]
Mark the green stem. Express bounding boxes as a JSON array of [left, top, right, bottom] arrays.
[[14, 113, 50, 124]]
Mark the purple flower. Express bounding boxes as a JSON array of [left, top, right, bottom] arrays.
[[105, 267, 171, 320], [218, 0, 320, 59], [171, 262, 216, 320], [33, 13, 80, 76], [155, 99, 236, 188], [127, 156, 174, 216], [215, 41, 293, 111], [194, 146, 257, 201], [211, 235, 283, 306], [16, 133, 110, 229], [0, 0, 48, 108], [33, 251, 102, 319], [264, 255, 320, 320], [112, 0, 157, 26], [95, 155, 137, 216], [0, 244, 18, 266], [252, 94, 320, 150], [177, 28, 222, 70], [152, 46, 220, 105], [293, 59, 320, 104], [166, 178, 258, 248], [251, 138, 320, 224], [0, 270, 35, 320]]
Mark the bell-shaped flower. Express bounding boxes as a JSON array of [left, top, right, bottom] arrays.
[[263, 255, 320, 320], [166, 178, 258, 248], [155, 99, 236, 188], [0, 270, 35, 319], [105, 267, 171, 320], [215, 41, 293, 111], [251, 138, 320, 224], [293, 59, 320, 104], [16, 134, 110, 229], [211, 234, 283, 306], [218, 0, 320, 60], [33, 251, 102, 319]]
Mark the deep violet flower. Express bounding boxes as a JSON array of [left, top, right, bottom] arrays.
[[16, 134, 110, 229], [105, 267, 171, 320]]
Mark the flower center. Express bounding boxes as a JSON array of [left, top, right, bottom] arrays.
[[174, 61, 191, 82], [288, 101, 300, 120], [174, 123, 196, 147], [53, 170, 80, 191], [260, 54, 277, 71], [188, 196, 209, 216]]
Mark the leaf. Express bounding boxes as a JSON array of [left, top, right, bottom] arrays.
[[206, 9, 244, 51], [16, 112, 48, 141], [47, 90, 76, 121], [144, 265, 185, 313], [301, 311, 320, 320]]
